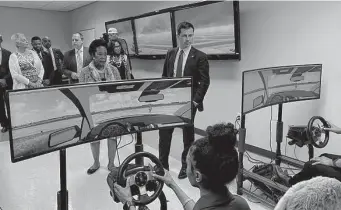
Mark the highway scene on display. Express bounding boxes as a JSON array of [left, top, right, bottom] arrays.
[[135, 26, 235, 55], [11, 103, 187, 159], [107, 1, 235, 55], [242, 64, 322, 114], [8, 79, 192, 161]]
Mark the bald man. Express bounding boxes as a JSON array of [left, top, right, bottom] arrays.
[[0, 35, 12, 132], [42, 37, 64, 85]]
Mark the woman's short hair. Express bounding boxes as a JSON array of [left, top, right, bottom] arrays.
[[189, 122, 238, 189], [275, 176, 341, 210], [88, 39, 107, 56], [11, 33, 29, 48]]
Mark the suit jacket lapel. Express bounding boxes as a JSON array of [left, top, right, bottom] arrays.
[[0, 48, 3, 66], [169, 48, 178, 77], [184, 47, 196, 76]]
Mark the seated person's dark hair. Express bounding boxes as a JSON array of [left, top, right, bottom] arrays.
[[190, 122, 238, 190], [88, 39, 108, 57], [31, 36, 41, 42]]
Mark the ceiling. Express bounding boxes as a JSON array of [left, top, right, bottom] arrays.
[[0, 1, 97, 12]]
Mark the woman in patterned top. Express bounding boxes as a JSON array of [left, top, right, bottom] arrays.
[[108, 40, 133, 80], [79, 39, 121, 175], [8, 33, 44, 89]]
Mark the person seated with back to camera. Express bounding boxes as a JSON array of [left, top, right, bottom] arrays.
[[112, 123, 251, 210], [274, 122, 341, 187], [274, 176, 341, 210], [78, 38, 122, 175]]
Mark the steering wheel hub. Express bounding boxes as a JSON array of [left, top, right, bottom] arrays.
[[135, 171, 148, 187]]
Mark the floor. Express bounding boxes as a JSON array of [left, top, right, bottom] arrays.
[[0, 129, 270, 210]]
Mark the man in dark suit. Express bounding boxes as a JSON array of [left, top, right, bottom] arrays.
[[62, 32, 92, 84], [0, 35, 12, 132], [159, 21, 210, 179], [42, 36, 64, 85], [31, 36, 54, 86]]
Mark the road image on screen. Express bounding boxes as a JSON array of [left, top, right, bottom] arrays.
[[135, 13, 173, 55], [174, 1, 235, 55], [7, 78, 192, 162], [242, 64, 322, 114]]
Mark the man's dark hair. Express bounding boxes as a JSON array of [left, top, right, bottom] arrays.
[[73, 32, 84, 40], [189, 122, 238, 190], [177, 21, 195, 35], [88, 39, 108, 56], [31, 36, 41, 42]]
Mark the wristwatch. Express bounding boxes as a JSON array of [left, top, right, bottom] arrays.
[[123, 201, 134, 210]]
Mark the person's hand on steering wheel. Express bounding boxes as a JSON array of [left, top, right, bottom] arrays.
[[152, 170, 176, 188], [322, 122, 341, 134], [311, 156, 333, 166], [113, 183, 135, 209]]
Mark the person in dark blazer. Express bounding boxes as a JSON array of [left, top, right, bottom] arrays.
[[0, 35, 12, 132], [31, 36, 54, 86], [42, 36, 64, 85], [62, 32, 92, 84], [159, 21, 210, 179]]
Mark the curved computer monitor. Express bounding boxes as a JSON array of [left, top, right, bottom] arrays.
[[6, 78, 192, 163], [242, 64, 322, 115]]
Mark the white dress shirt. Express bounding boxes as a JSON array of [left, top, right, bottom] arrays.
[[173, 45, 191, 77]]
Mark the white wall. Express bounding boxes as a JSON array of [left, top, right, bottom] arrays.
[[0, 6, 71, 53], [70, 1, 341, 161]]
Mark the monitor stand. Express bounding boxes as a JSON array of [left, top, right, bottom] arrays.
[[57, 149, 68, 210]]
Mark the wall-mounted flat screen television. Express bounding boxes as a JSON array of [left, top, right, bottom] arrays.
[[106, 20, 135, 55], [134, 12, 173, 56], [7, 78, 192, 162], [242, 64, 322, 115], [105, 0, 241, 60], [174, 0, 236, 56]]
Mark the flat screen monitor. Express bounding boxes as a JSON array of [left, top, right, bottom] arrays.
[[242, 64, 322, 115], [7, 78, 192, 162], [174, 0, 237, 55], [106, 20, 134, 55], [134, 12, 173, 55]]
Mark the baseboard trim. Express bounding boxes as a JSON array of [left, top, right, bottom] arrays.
[[194, 127, 276, 159]]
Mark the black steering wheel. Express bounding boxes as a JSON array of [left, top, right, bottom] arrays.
[[116, 152, 165, 206], [307, 116, 330, 148]]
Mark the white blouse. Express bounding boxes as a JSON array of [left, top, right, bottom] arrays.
[[9, 49, 45, 89]]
